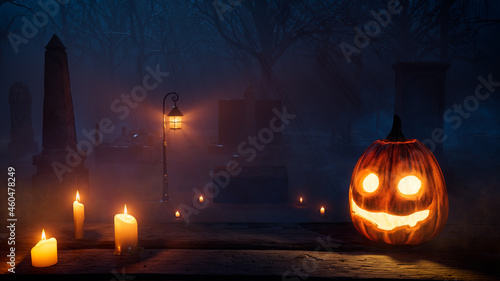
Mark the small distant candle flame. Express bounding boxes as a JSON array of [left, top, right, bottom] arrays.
[[199, 195, 204, 203], [320, 206, 325, 215], [41, 229, 46, 240], [124, 204, 127, 215], [299, 197, 303, 204], [175, 211, 180, 218], [76, 190, 80, 202]]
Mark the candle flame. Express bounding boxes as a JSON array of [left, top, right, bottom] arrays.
[[175, 211, 180, 218], [299, 197, 303, 204], [41, 229, 46, 240], [320, 206, 325, 214], [76, 190, 80, 202], [124, 204, 127, 215], [199, 195, 204, 203]]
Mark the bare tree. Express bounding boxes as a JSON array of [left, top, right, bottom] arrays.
[[194, 0, 352, 99], [70, 0, 133, 81], [0, 1, 42, 74], [368, 0, 483, 63]]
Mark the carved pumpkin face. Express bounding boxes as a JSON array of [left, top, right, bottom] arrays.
[[349, 116, 448, 245]]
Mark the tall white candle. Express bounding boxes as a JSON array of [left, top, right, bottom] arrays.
[[114, 205, 138, 255], [73, 191, 84, 239]]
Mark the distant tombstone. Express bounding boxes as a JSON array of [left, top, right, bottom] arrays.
[[215, 86, 288, 204], [32, 35, 88, 219], [8, 82, 38, 156], [393, 62, 450, 156], [218, 85, 282, 148]]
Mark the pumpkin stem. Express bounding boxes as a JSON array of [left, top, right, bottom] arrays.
[[386, 114, 407, 141]]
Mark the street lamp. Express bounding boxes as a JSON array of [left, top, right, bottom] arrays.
[[162, 92, 183, 202]]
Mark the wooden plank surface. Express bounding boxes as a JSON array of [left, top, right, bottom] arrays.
[[2, 223, 499, 280], [7, 249, 499, 280]]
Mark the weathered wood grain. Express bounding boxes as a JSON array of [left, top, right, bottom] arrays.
[[1, 223, 499, 280], [5, 249, 499, 280]]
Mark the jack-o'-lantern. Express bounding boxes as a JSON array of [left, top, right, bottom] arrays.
[[349, 115, 448, 245]]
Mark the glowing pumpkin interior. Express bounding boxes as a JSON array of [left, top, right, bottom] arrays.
[[349, 115, 448, 245]]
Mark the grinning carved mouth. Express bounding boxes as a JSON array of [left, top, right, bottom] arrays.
[[351, 198, 429, 231]]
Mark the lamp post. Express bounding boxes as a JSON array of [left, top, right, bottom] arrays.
[[162, 92, 183, 202]]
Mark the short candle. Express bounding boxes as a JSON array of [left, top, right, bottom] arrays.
[[31, 229, 57, 267], [114, 205, 138, 255]]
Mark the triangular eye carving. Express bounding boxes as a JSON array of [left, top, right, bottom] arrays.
[[363, 173, 379, 193], [398, 175, 422, 196]]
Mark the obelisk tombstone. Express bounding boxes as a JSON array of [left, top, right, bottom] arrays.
[[8, 82, 38, 157], [32, 35, 88, 219]]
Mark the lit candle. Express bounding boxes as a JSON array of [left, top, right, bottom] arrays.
[[320, 206, 325, 216], [299, 197, 303, 205], [31, 229, 57, 267], [199, 195, 204, 204], [175, 210, 181, 218], [114, 205, 138, 255], [73, 191, 84, 239]]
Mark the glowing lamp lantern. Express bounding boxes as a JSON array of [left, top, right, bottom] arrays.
[[167, 104, 183, 130], [31, 229, 57, 267], [349, 115, 448, 245], [73, 191, 85, 239], [114, 205, 139, 255], [162, 92, 184, 202]]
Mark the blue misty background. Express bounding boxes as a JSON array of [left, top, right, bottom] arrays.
[[0, 0, 499, 224]]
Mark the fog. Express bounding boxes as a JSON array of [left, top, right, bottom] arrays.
[[0, 0, 499, 224]]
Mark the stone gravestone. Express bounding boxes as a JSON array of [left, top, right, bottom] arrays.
[[218, 85, 282, 148], [8, 82, 38, 157], [32, 35, 89, 219], [393, 62, 450, 156], [214, 86, 288, 204]]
